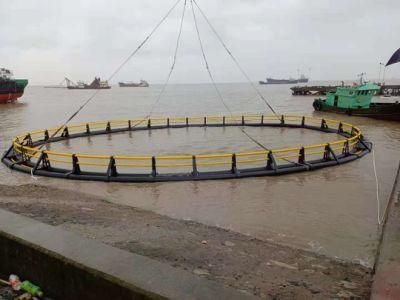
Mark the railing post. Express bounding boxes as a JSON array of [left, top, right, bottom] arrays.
[[280, 115, 285, 125], [324, 144, 338, 162], [151, 156, 157, 177], [223, 116, 226, 126], [72, 154, 81, 175], [231, 154, 238, 174], [204, 117, 207, 126], [186, 117, 189, 126], [167, 118, 170, 128], [301, 116, 305, 127], [338, 122, 343, 133], [107, 156, 117, 177], [192, 155, 199, 176], [241, 115, 245, 126], [128, 120, 132, 130], [86, 124, 90, 134], [298, 147, 305, 164], [24, 134, 33, 147], [62, 127, 69, 138], [147, 119, 151, 129], [350, 126, 355, 136], [261, 115, 264, 125], [44, 130, 49, 141], [342, 140, 350, 156], [106, 122, 111, 132], [266, 152, 277, 171], [321, 119, 328, 129], [32, 152, 49, 174]]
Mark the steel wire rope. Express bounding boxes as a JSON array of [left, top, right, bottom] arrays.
[[193, 0, 278, 118], [147, 0, 188, 118], [35, 0, 183, 151], [190, 0, 271, 152], [190, 1, 311, 167]]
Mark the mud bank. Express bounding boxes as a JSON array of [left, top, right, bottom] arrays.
[[0, 184, 371, 299]]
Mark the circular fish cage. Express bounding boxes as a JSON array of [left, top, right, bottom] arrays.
[[1, 114, 371, 182]]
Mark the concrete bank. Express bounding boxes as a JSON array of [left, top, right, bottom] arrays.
[[371, 162, 400, 300], [0, 209, 256, 300]]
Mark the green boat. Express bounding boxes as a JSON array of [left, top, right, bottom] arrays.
[[313, 82, 400, 121]]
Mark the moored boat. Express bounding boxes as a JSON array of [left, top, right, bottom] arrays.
[[0, 68, 28, 104], [67, 77, 111, 89], [259, 74, 309, 85], [313, 81, 400, 121], [119, 80, 149, 87]]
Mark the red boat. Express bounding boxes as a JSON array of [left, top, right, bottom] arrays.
[[0, 68, 28, 104]]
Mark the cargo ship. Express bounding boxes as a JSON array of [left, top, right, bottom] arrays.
[[66, 77, 111, 89], [259, 74, 309, 85], [0, 68, 28, 103], [119, 80, 149, 87]]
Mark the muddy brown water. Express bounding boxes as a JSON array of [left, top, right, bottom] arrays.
[[0, 82, 399, 267]]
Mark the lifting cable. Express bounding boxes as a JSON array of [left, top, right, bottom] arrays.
[[190, 0, 271, 152], [36, 0, 183, 150], [192, 0, 278, 118], [147, 0, 187, 118]]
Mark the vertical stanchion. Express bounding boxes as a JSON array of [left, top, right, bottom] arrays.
[[298, 147, 305, 164], [86, 124, 91, 134], [72, 154, 81, 175], [266, 152, 277, 171], [107, 156, 118, 177], [151, 156, 157, 177], [261, 115, 264, 125], [44, 130, 50, 141], [338, 122, 343, 133], [301, 116, 305, 127], [192, 155, 199, 176], [231, 153, 238, 174]]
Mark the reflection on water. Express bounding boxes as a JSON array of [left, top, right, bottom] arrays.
[[1, 83, 399, 267]]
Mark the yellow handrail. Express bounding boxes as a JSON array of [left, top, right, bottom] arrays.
[[10, 114, 363, 170]]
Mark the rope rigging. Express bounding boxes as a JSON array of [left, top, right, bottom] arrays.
[[192, 0, 278, 117], [34, 0, 281, 158], [190, 0, 271, 152], [37, 0, 183, 149]]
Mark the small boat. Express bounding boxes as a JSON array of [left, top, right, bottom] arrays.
[[119, 80, 149, 87], [313, 77, 400, 121], [66, 77, 111, 90], [0, 68, 28, 104]]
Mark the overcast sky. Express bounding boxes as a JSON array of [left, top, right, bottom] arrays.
[[1, 0, 399, 85]]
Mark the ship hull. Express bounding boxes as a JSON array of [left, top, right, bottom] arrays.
[[0, 92, 23, 103], [119, 81, 149, 87], [313, 99, 400, 121], [67, 86, 111, 90], [260, 79, 299, 84], [0, 79, 28, 104]]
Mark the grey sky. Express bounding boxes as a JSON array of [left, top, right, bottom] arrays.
[[1, 0, 399, 85]]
